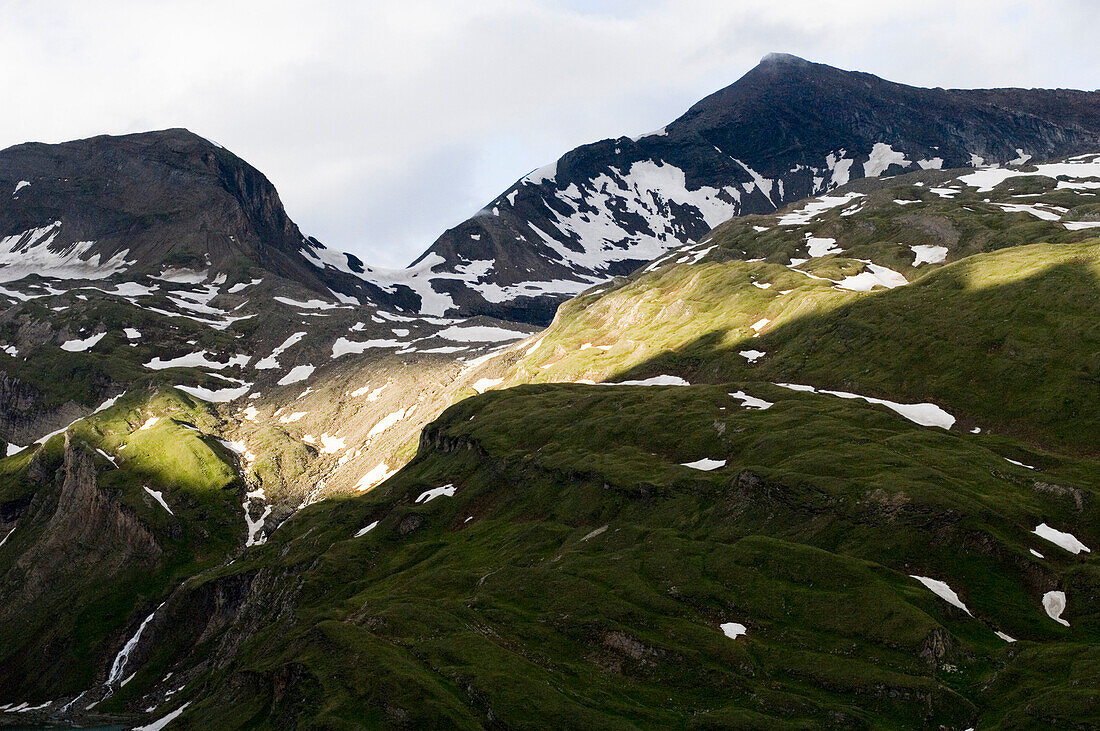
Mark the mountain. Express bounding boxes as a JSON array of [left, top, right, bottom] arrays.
[[2, 56, 1100, 729], [0, 129, 423, 311], [357, 53, 1100, 324], [4, 151, 1098, 728]]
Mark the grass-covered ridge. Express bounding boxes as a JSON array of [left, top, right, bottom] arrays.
[[140, 381, 1097, 728], [509, 239, 1100, 456]]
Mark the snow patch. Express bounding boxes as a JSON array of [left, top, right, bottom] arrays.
[[775, 383, 955, 429], [354, 521, 379, 538], [143, 486, 173, 515], [415, 484, 456, 503], [729, 391, 773, 410], [1042, 591, 1069, 626], [681, 458, 726, 471], [720, 622, 747, 639], [1032, 523, 1090, 554], [176, 384, 251, 403], [607, 374, 689, 387], [910, 244, 948, 266], [910, 575, 971, 615], [863, 143, 911, 177], [356, 463, 398, 491], [778, 192, 862, 226], [472, 377, 504, 393], [60, 332, 106, 352], [834, 263, 907, 291], [277, 365, 315, 386]]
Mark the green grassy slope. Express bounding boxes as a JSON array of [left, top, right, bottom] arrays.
[[151, 381, 1097, 729], [0, 388, 243, 699], [510, 240, 1100, 455]]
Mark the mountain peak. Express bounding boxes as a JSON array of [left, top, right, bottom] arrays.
[[758, 52, 811, 67]]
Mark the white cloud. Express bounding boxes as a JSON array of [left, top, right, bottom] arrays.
[[0, 1, 1097, 267]]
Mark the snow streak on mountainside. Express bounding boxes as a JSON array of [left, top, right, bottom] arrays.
[[292, 53, 1100, 324]]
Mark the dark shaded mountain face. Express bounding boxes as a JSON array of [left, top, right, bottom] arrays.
[[389, 53, 1100, 324], [0, 129, 412, 309]]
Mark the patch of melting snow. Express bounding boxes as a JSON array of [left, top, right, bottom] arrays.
[[319, 434, 346, 454], [143, 487, 173, 515], [277, 364, 315, 386], [910, 244, 948, 266], [805, 236, 842, 258], [356, 463, 398, 491], [1063, 221, 1100, 230], [255, 331, 306, 369], [995, 631, 1016, 643], [436, 324, 528, 342], [354, 521, 379, 537], [750, 317, 770, 333], [218, 439, 257, 469], [775, 383, 955, 429], [138, 416, 160, 431], [228, 278, 262, 293], [153, 267, 207, 283], [133, 702, 191, 731], [331, 337, 403, 358], [145, 351, 249, 371], [834, 263, 907, 291], [415, 484, 456, 503], [472, 377, 504, 393], [1042, 591, 1070, 626], [176, 384, 251, 403], [60, 332, 106, 352], [720, 622, 747, 639], [863, 143, 911, 177], [368, 409, 408, 438], [910, 575, 971, 615], [777, 192, 863, 226], [273, 296, 342, 310], [958, 156, 1100, 192], [1032, 523, 1090, 554], [1004, 457, 1035, 470], [243, 499, 272, 547], [681, 458, 726, 471], [606, 374, 690, 386], [1030, 548, 1045, 559], [0, 222, 135, 282], [279, 411, 308, 423], [729, 391, 773, 410], [739, 349, 765, 363], [994, 202, 1064, 221]]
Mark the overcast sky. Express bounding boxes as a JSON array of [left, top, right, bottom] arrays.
[[1, 1, 1098, 267]]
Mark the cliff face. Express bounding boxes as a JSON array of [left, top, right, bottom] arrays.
[[0, 436, 162, 695]]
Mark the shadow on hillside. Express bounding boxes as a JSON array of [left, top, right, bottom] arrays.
[[606, 253, 1100, 456]]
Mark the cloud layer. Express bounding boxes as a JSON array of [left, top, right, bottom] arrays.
[[1, 1, 1097, 267]]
